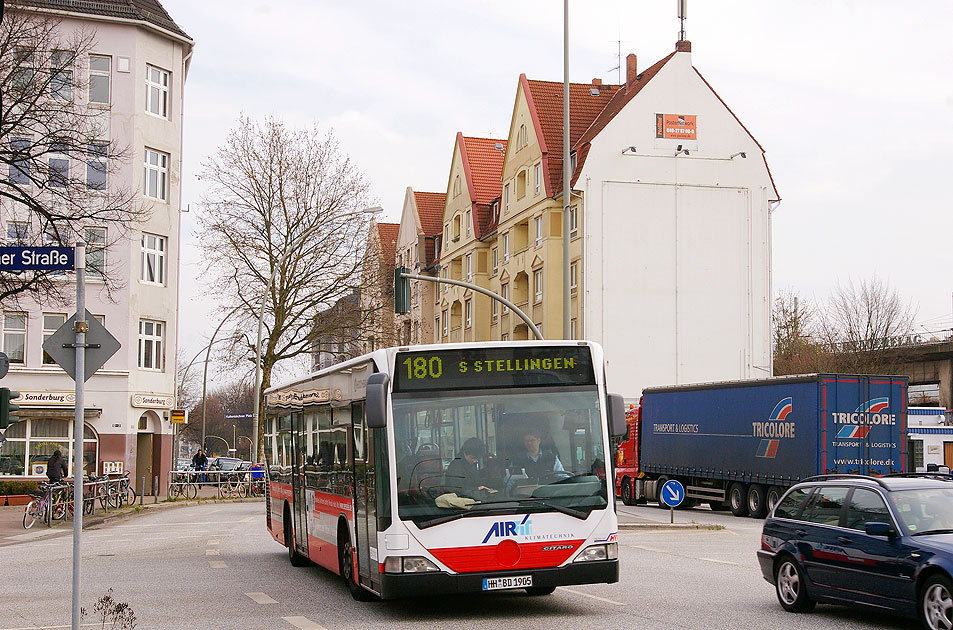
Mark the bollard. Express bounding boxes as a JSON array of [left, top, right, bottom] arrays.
[[139, 476, 145, 506], [153, 475, 158, 504]]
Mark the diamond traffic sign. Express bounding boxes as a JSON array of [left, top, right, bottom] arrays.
[[660, 479, 685, 508], [42, 310, 121, 382]]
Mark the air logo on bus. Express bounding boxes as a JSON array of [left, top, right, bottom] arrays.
[[831, 398, 896, 426], [482, 514, 532, 544]]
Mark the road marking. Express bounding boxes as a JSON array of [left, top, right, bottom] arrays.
[[207, 540, 220, 545], [560, 588, 625, 606], [697, 557, 739, 566], [205, 549, 220, 556], [629, 544, 666, 553], [208, 560, 228, 568], [282, 616, 328, 629], [245, 592, 278, 604]]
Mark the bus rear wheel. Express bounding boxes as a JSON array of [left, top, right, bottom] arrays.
[[285, 509, 309, 567]]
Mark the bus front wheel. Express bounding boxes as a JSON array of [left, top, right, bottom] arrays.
[[339, 532, 375, 601]]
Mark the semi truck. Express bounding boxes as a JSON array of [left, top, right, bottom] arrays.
[[614, 374, 908, 518]]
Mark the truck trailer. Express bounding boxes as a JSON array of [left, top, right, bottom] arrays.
[[614, 374, 908, 518]]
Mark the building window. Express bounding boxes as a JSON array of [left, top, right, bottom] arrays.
[[453, 175, 461, 197], [88, 55, 111, 104], [503, 233, 510, 262], [143, 148, 168, 201], [86, 142, 107, 190], [491, 297, 498, 321], [535, 323, 542, 338], [516, 170, 526, 198], [10, 137, 31, 185], [571, 318, 577, 340], [141, 233, 166, 285], [0, 418, 99, 477], [7, 221, 29, 244], [465, 299, 472, 328], [534, 269, 543, 303], [42, 313, 67, 364], [453, 215, 460, 240], [534, 216, 543, 247], [491, 248, 498, 273], [570, 261, 578, 295], [504, 184, 510, 214], [465, 209, 471, 237], [534, 163, 541, 195], [50, 51, 72, 100], [138, 319, 164, 370], [466, 253, 472, 281], [85, 227, 106, 278], [442, 310, 448, 336], [517, 124, 527, 149], [501, 333, 509, 342], [569, 205, 578, 239], [3, 313, 26, 364], [145, 64, 169, 118], [48, 141, 69, 188], [435, 317, 440, 342], [501, 284, 509, 314]]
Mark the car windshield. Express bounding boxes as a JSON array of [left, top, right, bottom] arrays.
[[217, 458, 241, 471], [392, 386, 608, 527], [889, 487, 953, 534]]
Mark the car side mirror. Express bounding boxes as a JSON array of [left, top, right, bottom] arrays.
[[366, 373, 389, 429], [607, 393, 626, 438], [865, 521, 896, 538]]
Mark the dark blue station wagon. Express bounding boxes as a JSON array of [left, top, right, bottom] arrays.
[[758, 474, 953, 630]]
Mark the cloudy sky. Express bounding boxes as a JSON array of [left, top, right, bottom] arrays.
[[162, 0, 953, 365]]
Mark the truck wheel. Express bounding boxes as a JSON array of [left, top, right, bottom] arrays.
[[747, 484, 768, 518], [655, 477, 669, 509], [766, 486, 784, 514], [620, 478, 635, 506], [708, 501, 729, 511], [728, 482, 749, 517]]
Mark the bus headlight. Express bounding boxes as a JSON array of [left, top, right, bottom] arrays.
[[573, 542, 618, 562], [383, 556, 440, 573]]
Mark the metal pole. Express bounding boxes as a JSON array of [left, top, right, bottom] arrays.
[[202, 306, 241, 452], [71, 241, 86, 630], [562, 0, 571, 339]]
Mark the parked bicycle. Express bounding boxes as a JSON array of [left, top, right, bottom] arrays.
[[168, 469, 198, 500], [23, 481, 69, 529]]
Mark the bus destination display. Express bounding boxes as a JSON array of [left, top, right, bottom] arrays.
[[393, 346, 594, 392]]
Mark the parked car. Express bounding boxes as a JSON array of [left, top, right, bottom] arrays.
[[758, 473, 953, 630], [209, 456, 242, 472]]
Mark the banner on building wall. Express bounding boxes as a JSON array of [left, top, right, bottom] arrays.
[[14, 391, 75, 406], [656, 113, 697, 139], [131, 394, 174, 409]]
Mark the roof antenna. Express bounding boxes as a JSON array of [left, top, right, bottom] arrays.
[[678, 0, 687, 42]]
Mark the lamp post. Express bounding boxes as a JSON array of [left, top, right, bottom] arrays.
[[238, 435, 252, 460], [251, 205, 383, 463], [201, 304, 242, 451], [204, 434, 228, 456]]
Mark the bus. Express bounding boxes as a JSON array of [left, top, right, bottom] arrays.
[[263, 341, 626, 600]]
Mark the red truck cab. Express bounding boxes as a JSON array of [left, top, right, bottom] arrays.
[[614, 404, 641, 505]]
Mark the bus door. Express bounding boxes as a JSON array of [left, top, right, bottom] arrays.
[[352, 401, 383, 592], [292, 412, 309, 558]]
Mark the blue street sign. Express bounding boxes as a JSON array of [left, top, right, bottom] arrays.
[[0, 247, 74, 271], [660, 479, 685, 508]]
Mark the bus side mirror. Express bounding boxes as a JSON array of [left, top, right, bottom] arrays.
[[366, 373, 390, 429], [608, 393, 626, 438]]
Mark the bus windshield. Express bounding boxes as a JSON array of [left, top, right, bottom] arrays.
[[392, 386, 608, 527]]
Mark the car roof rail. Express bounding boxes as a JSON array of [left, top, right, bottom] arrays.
[[885, 472, 953, 482], [799, 473, 891, 489]]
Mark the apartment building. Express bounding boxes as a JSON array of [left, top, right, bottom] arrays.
[[0, 1, 192, 491], [394, 187, 444, 345]]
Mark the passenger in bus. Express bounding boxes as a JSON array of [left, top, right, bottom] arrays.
[[444, 438, 496, 497], [510, 427, 565, 484], [316, 441, 333, 472]]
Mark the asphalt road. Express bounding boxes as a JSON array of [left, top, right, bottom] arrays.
[[0, 502, 921, 630]]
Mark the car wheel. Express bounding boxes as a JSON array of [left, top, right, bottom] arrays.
[[747, 484, 768, 519], [620, 478, 634, 506], [920, 573, 953, 630], [775, 557, 815, 613], [729, 482, 749, 517], [766, 486, 784, 514], [339, 532, 374, 601]]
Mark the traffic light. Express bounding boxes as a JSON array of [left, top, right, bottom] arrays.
[[0, 387, 19, 430], [394, 266, 410, 314]]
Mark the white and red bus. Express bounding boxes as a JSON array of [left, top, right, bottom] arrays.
[[264, 341, 626, 600]]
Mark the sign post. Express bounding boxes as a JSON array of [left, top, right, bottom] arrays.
[[660, 479, 685, 524]]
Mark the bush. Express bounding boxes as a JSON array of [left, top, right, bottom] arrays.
[[0, 479, 40, 495]]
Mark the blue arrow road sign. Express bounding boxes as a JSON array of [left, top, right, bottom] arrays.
[[660, 479, 685, 508], [0, 247, 74, 271]]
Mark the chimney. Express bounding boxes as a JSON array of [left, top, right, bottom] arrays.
[[626, 54, 638, 90], [591, 78, 602, 86], [676, 40, 692, 52]]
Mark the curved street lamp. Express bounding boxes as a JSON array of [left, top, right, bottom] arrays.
[[204, 434, 229, 455]]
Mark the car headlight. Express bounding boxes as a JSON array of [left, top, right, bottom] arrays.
[[573, 542, 617, 562], [383, 556, 440, 573]]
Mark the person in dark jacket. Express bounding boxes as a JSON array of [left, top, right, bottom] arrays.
[[192, 449, 208, 470], [511, 427, 565, 483], [47, 450, 68, 481], [444, 438, 495, 496]]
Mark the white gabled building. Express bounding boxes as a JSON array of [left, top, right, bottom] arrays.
[[573, 41, 779, 399], [0, 1, 192, 492]]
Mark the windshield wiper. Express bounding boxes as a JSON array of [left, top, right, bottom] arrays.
[[911, 528, 953, 536], [480, 497, 589, 520]]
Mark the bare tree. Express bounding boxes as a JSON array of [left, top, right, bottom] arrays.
[[772, 289, 836, 375], [819, 276, 918, 373], [0, 8, 149, 304], [197, 115, 376, 460]]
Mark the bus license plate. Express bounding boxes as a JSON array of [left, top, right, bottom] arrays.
[[482, 575, 532, 591]]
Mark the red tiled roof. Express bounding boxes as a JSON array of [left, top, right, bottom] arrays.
[[460, 134, 506, 239], [375, 222, 399, 266], [413, 191, 446, 237], [523, 76, 622, 196]]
